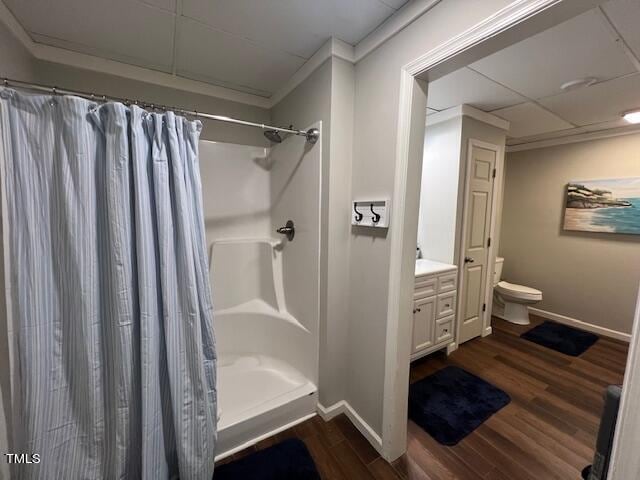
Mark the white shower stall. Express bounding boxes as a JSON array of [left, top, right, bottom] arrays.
[[198, 124, 321, 458]]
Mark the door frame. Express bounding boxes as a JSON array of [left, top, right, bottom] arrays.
[[380, 0, 619, 463], [454, 138, 503, 349]]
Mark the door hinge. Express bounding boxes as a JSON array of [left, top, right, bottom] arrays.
[[492, 168, 497, 179], [487, 237, 491, 247], [482, 303, 486, 312]]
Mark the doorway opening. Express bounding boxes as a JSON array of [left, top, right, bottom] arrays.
[[384, 1, 640, 479]]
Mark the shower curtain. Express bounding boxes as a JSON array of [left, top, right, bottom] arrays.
[[0, 89, 217, 479]]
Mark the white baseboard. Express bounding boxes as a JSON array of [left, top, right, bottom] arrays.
[[482, 326, 493, 337], [317, 401, 383, 455], [316, 400, 346, 421], [528, 307, 631, 343], [446, 342, 458, 355]]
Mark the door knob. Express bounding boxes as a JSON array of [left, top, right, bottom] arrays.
[[464, 256, 475, 264], [276, 220, 295, 241]]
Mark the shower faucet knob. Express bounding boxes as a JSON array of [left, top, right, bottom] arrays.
[[276, 220, 295, 241]]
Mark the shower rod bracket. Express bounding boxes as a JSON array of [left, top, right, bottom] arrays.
[[305, 128, 320, 145]]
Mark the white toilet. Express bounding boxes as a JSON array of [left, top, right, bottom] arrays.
[[492, 257, 542, 325]]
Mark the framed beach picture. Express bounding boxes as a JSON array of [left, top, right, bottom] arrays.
[[563, 177, 640, 234]]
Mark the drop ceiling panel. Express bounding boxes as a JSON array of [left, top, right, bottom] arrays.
[[427, 67, 525, 112], [181, 0, 398, 59], [378, 0, 408, 9], [4, 0, 176, 71], [506, 127, 583, 146], [538, 74, 640, 126], [603, 0, 640, 61], [139, 0, 176, 11], [579, 117, 630, 132], [470, 10, 636, 100], [175, 16, 306, 97], [492, 102, 574, 138]]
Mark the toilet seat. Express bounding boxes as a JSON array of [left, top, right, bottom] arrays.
[[495, 281, 542, 302]]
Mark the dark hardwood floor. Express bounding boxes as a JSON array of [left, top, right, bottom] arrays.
[[217, 314, 628, 479], [216, 412, 396, 479], [405, 315, 628, 480]]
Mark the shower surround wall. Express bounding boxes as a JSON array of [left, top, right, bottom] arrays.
[[198, 130, 321, 458]]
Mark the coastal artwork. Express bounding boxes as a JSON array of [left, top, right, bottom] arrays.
[[563, 177, 640, 234]]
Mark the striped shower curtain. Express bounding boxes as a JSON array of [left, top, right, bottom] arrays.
[[0, 89, 217, 479]]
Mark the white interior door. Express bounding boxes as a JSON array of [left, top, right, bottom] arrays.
[[459, 141, 497, 344]]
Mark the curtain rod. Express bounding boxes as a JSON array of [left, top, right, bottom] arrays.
[[1, 77, 320, 144]]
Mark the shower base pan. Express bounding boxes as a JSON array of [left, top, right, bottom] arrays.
[[215, 354, 317, 460]]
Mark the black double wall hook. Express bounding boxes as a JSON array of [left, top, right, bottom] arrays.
[[354, 204, 363, 222], [370, 204, 381, 223]]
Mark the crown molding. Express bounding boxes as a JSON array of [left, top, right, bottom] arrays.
[[271, 0, 445, 105], [426, 104, 510, 131], [355, 0, 442, 63], [270, 38, 354, 108], [1, 0, 448, 110], [506, 123, 640, 152], [0, 0, 271, 108]]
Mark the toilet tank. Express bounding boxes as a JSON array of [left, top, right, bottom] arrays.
[[494, 257, 504, 286]]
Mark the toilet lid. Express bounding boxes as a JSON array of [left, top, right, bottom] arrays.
[[496, 281, 542, 300]]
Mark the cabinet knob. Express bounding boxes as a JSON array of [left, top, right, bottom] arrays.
[[413, 308, 421, 313]]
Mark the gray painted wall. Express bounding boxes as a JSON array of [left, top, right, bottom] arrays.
[[0, 21, 37, 81], [34, 61, 271, 147], [419, 114, 506, 265], [348, 0, 513, 434], [326, 58, 355, 408], [271, 57, 355, 408], [419, 117, 463, 264], [0, 21, 271, 147], [501, 134, 640, 335]]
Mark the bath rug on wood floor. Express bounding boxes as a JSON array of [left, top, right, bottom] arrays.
[[409, 366, 510, 445], [214, 438, 320, 480], [521, 321, 598, 356]]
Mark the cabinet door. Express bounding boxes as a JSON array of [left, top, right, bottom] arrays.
[[412, 296, 436, 354]]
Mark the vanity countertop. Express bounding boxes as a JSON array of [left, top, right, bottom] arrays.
[[415, 259, 457, 277]]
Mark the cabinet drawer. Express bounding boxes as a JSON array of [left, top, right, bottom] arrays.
[[436, 291, 456, 319], [437, 272, 457, 294], [414, 276, 436, 299], [435, 315, 454, 344]]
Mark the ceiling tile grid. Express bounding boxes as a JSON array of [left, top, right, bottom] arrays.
[[3, 0, 407, 97], [491, 102, 574, 138], [538, 73, 640, 127], [175, 16, 307, 97], [4, 0, 176, 72], [427, 0, 640, 140], [180, 0, 404, 60], [469, 9, 635, 100], [4, 0, 640, 137], [602, 0, 640, 62], [427, 67, 525, 112]]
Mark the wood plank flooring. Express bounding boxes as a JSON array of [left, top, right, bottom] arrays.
[[405, 315, 628, 480], [217, 315, 628, 479]]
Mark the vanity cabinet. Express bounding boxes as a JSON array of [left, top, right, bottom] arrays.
[[412, 261, 458, 361]]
